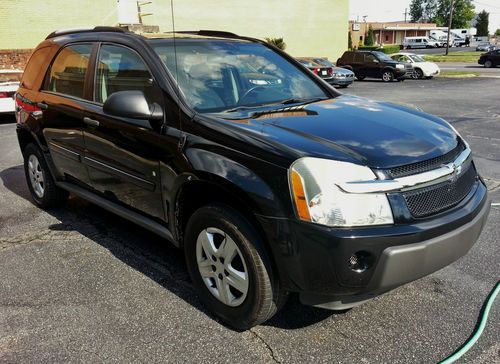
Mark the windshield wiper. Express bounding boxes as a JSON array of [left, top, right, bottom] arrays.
[[225, 105, 268, 113], [280, 97, 327, 105]]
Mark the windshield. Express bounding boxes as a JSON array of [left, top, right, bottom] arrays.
[[408, 54, 425, 62], [314, 58, 334, 67], [372, 51, 393, 62], [151, 39, 329, 113]]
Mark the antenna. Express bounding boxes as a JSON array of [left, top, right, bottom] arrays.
[[170, 0, 182, 132]]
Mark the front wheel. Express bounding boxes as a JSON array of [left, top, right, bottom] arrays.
[[484, 60, 493, 68], [355, 74, 366, 81], [184, 203, 285, 330], [381, 70, 394, 82], [23, 143, 68, 208]]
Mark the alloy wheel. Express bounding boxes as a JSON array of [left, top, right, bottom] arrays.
[[28, 154, 45, 198], [196, 227, 249, 307]]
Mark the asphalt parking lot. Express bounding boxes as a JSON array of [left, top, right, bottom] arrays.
[[1, 77, 499, 363]]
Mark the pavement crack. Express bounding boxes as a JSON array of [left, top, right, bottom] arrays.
[[248, 328, 281, 364]]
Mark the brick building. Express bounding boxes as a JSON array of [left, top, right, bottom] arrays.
[[349, 21, 439, 47]]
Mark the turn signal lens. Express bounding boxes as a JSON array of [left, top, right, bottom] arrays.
[[291, 170, 311, 221]]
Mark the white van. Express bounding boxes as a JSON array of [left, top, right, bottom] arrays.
[[403, 36, 440, 49]]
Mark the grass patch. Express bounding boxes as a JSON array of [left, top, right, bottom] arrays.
[[423, 51, 483, 63], [439, 70, 480, 77]]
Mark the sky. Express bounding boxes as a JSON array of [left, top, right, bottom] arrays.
[[349, 0, 500, 34]]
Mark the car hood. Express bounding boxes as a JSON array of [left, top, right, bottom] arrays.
[[214, 95, 459, 169]]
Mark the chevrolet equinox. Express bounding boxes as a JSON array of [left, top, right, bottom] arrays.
[[15, 27, 490, 330]]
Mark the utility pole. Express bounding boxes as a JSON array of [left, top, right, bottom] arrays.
[[445, 0, 455, 55], [403, 8, 408, 22]]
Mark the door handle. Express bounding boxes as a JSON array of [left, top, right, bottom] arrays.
[[83, 117, 100, 127]]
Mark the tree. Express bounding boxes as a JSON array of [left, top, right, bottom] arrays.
[[365, 26, 375, 46], [475, 10, 489, 36], [410, 0, 424, 22], [496, 29, 500, 36], [434, 0, 475, 28], [410, 0, 475, 27], [265, 37, 286, 50], [348, 32, 353, 50]]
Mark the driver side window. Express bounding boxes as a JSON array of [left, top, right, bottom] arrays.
[[95, 44, 153, 104]]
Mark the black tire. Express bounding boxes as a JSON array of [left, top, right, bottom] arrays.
[[355, 74, 366, 81], [184, 203, 285, 330], [484, 60, 493, 68], [23, 143, 68, 208], [414, 68, 424, 79], [381, 70, 394, 82]]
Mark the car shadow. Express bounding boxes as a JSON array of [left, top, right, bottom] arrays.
[[0, 164, 340, 330], [0, 114, 15, 124]]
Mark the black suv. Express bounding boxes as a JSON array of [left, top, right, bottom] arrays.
[[478, 49, 500, 68], [337, 50, 410, 82], [16, 27, 490, 329]]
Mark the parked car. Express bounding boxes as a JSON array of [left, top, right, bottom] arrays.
[[0, 70, 23, 114], [403, 37, 440, 49], [476, 42, 495, 52], [296, 58, 336, 85], [336, 50, 410, 82], [297, 57, 354, 87], [16, 27, 490, 330], [390, 53, 440, 79], [478, 49, 500, 68]]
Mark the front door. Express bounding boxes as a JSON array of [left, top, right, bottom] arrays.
[[82, 43, 166, 220]]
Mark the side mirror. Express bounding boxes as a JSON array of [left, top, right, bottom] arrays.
[[103, 90, 163, 122]]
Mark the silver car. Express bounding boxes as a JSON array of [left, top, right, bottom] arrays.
[[476, 42, 495, 52], [312, 58, 355, 88]]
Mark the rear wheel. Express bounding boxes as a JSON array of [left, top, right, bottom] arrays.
[[355, 74, 366, 81], [23, 143, 68, 208], [184, 203, 285, 330], [381, 70, 394, 82], [413, 68, 424, 79]]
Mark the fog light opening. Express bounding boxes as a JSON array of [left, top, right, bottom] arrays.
[[348, 251, 373, 273]]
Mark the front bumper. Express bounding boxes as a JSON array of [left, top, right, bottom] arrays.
[[328, 76, 355, 86], [257, 180, 489, 309]]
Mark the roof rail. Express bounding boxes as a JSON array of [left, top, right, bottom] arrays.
[[46, 26, 127, 39], [175, 30, 240, 38]]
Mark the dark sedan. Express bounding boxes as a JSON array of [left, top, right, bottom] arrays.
[[478, 49, 500, 68]]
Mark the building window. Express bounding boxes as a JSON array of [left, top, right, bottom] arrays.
[[359, 36, 363, 41], [385, 35, 389, 42]]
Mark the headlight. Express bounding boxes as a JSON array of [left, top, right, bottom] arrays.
[[396, 64, 405, 69], [289, 158, 394, 227]]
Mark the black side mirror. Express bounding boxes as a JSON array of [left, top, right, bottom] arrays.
[[103, 90, 163, 122]]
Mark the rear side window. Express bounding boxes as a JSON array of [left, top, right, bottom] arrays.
[[45, 44, 92, 98], [343, 52, 354, 62], [354, 53, 363, 62], [21, 46, 53, 90], [95, 44, 153, 104]]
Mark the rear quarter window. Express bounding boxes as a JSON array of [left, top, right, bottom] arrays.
[[21, 45, 54, 90]]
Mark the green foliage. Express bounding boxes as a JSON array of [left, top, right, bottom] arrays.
[[435, 0, 475, 28], [348, 32, 353, 50], [365, 26, 375, 46], [496, 29, 500, 36], [265, 37, 286, 50], [358, 45, 401, 54], [410, 0, 424, 22], [409, 0, 475, 27], [476, 10, 489, 37]]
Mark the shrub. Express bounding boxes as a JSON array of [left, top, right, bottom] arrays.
[[358, 44, 401, 54], [265, 37, 286, 50]]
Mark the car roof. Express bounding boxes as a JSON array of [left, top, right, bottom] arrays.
[[46, 26, 258, 43]]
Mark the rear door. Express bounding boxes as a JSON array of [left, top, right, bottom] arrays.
[[82, 43, 165, 220], [364, 53, 379, 77], [40, 43, 94, 185]]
